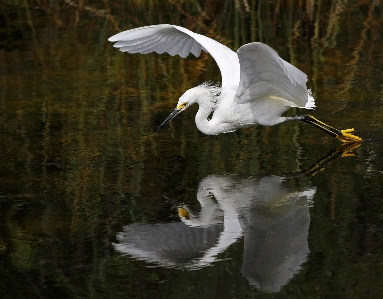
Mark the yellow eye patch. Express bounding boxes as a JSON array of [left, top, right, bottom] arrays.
[[176, 102, 188, 110]]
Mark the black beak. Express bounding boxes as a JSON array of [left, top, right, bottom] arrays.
[[156, 108, 183, 132]]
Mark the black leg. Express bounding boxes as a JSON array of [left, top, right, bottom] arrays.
[[302, 115, 341, 137]]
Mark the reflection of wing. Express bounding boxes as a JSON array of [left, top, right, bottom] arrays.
[[191, 174, 314, 293], [108, 24, 239, 88], [236, 43, 315, 109], [240, 197, 311, 293], [114, 222, 223, 268]]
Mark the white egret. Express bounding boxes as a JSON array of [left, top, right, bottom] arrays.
[[109, 24, 362, 143]]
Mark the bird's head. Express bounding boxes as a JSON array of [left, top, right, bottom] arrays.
[[156, 84, 220, 132], [156, 87, 202, 132]]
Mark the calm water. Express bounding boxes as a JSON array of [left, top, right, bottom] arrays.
[[1, 1, 383, 298]]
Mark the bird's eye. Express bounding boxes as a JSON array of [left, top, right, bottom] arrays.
[[176, 102, 188, 110]]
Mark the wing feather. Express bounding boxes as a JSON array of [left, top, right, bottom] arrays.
[[167, 35, 190, 56], [236, 43, 314, 108], [191, 40, 202, 57], [113, 34, 163, 48], [179, 38, 195, 58], [109, 24, 240, 88], [138, 34, 181, 54], [118, 31, 175, 53]]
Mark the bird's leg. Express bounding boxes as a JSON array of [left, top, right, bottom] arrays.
[[304, 115, 363, 142], [288, 115, 363, 143], [300, 142, 361, 176]]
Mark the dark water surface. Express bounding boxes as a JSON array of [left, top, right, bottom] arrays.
[[1, 1, 383, 298]]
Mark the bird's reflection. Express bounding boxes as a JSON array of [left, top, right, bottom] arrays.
[[115, 174, 315, 292], [114, 144, 360, 292]]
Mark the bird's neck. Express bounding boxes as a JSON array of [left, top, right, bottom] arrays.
[[195, 105, 214, 134], [195, 93, 230, 135], [190, 85, 229, 135], [191, 88, 215, 135]]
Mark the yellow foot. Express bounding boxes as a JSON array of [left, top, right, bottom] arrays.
[[337, 142, 361, 157], [336, 128, 363, 143]]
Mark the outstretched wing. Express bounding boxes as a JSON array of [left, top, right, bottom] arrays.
[[235, 43, 315, 109], [108, 24, 240, 89]]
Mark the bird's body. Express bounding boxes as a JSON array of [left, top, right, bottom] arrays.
[[178, 83, 303, 135], [109, 24, 361, 142]]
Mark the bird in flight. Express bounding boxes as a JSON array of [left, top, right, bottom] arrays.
[[109, 24, 362, 143]]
